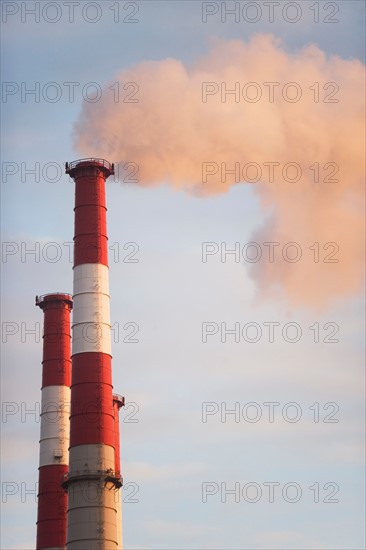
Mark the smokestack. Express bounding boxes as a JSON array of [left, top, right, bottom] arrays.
[[64, 158, 122, 549], [35, 292, 73, 550], [113, 394, 125, 549]]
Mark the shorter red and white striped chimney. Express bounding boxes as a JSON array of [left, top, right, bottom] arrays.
[[35, 293, 72, 550]]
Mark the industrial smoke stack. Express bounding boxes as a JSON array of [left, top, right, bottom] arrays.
[[64, 159, 122, 549], [35, 293, 73, 550]]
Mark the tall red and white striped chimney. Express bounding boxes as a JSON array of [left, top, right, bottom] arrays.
[[35, 292, 73, 550], [64, 158, 122, 549]]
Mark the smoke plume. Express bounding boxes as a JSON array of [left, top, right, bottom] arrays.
[[74, 34, 365, 308]]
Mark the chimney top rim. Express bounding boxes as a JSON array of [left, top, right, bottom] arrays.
[[65, 158, 114, 176]]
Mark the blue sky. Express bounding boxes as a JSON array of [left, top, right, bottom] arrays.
[[1, 1, 365, 549]]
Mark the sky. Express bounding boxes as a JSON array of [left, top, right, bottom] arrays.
[[1, 1, 365, 549]]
